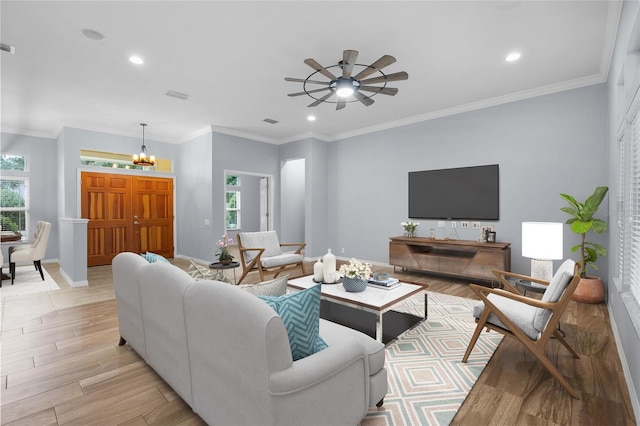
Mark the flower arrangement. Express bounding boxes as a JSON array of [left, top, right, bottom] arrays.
[[401, 220, 419, 237], [339, 258, 372, 281], [216, 234, 234, 263]]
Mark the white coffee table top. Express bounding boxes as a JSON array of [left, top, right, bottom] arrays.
[[288, 275, 424, 312]]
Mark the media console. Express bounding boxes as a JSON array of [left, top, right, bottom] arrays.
[[389, 236, 511, 282]]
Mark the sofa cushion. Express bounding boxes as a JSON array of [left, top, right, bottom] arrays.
[[473, 294, 540, 340], [240, 231, 282, 264], [141, 251, 170, 264], [239, 275, 289, 296], [258, 284, 328, 360]]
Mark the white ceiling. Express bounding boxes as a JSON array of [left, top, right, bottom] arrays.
[[0, 1, 622, 145]]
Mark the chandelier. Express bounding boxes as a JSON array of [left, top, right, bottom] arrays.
[[133, 123, 155, 166]]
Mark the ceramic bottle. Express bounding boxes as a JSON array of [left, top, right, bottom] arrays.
[[323, 249, 336, 283], [313, 259, 324, 282]]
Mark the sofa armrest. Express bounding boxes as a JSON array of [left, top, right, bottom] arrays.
[[269, 338, 367, 395]]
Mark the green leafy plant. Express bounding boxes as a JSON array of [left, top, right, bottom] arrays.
[[560, 186, 609, 278]]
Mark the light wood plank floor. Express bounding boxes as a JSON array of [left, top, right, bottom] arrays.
[[0, 257, 636, 425]]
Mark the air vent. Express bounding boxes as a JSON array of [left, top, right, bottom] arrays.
[[1, 43, 15, 54], [263, 118, 279, 124], [166, 90, 189, 100]]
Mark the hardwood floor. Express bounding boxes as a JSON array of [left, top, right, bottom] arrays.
[[0, 258, 636, 425]]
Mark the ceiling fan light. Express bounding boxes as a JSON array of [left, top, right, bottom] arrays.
[[336, 87, 354, 98]]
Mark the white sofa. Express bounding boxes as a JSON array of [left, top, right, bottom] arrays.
[[112, 252, 387, 425]]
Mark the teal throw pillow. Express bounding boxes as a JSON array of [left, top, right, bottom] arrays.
[[258, 284, 328, 360], [141, 251, 170, 264]]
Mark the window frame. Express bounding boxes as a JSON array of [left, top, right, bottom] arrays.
[[225, 175, 241, 231]]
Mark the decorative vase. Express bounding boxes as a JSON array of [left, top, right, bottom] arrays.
[[313, 259, 324, 282], [323, 249, 336, 284], [220, 258, 232, 265], [342, 276, 367, 292], [404, 229, 416, 237], [571, 276, 605, 304]]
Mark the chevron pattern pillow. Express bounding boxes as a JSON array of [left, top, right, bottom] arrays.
[[258, 284, 328, 360]]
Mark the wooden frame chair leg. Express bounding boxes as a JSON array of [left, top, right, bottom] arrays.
[[34, 260, 44, 280], [462, 321, 486, 362], [553, 330, 580, 358]]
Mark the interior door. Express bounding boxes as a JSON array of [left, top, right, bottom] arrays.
[[131, 176, 174, 258], [81, 172, 174, 266], [82, 172, 133, 267]]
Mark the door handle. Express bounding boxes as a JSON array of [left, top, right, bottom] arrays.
[[133, 221, 139, 225]]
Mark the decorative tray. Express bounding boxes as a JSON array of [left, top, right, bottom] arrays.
[[312, 277, 343, 285]]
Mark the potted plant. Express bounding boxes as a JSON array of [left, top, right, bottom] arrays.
[[339, 258, 372, 292], [559, 186, 609, 303], [216, 234, 235, 265]]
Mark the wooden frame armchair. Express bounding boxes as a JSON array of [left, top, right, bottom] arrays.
[[462, 259, 581, 398], [236, 231, 306, 284]]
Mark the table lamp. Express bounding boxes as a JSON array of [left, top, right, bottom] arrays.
[[522, 222, 563, 280]]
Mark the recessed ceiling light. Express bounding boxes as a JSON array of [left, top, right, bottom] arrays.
[[307, 115, 316, 122], [129, 55, 144, 65], [505, 52, 521, 62], [81, 28, 105, 41]]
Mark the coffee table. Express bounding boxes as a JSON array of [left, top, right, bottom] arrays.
[[288, 275, 427, 344]]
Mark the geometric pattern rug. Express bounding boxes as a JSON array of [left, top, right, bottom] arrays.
[[0, 265, 60, 299], [362, 291, 503, 425]]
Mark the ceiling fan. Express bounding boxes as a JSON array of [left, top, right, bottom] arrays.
[[285, 49, 409, 110]]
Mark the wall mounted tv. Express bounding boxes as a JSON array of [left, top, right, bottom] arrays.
[[408, 164, 499, 220]]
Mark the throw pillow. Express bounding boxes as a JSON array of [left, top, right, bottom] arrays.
[[258, 284, 328, 361], [187, 260, 233, 284], [239, 275, 288, 296], [141, 251, 170, 264]]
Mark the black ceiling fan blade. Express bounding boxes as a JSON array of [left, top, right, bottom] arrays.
[[360, 71, 408, 85], [288, 87, 330, 97], [359, 86, 399, 96], [336, 98, 347, 110], [285, 77, 331, 85], [354, 55, 397, 80], [353, 91, 374, 107], [342, 50, 358, 78], [304, 58, 338, 80], [308, 91, 335, 107]]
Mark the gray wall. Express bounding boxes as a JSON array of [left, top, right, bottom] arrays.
[[0, 132, 59, 262], [326, 84, 608, 278], [176, 131, 213, 260], [280, 158, 305, 244], [607, 0, 640, 415]]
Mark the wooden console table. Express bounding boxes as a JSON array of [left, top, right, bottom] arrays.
[[389, 236, 511, 282]]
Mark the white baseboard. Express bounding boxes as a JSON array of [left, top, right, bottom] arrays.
[[59, 267, 88, 288], [175, 254, 211, 266], [608, 300, 640, 422]]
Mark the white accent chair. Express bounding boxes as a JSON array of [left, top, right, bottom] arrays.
[[8, 221, 52, 285], [236, 231, 305, 284], [462, 259, 581, 398]]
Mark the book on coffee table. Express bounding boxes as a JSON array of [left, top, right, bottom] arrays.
[[367, 277, 400, 290]]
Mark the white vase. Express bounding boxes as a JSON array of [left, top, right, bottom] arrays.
[[323, 249, 336, 284], [313, 259, 324, 282]]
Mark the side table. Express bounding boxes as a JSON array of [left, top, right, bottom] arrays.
[[209, 261, 240, 285]]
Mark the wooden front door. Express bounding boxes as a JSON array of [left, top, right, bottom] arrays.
[[81, 172, 174, 266]]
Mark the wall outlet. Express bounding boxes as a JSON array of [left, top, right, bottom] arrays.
[[438, 221, 445, 228], [451, 221, 456, 228], [461, 221, 469, 229], [341, 248, 345, 253], [204, 219, 210, 225], [473, 222, 481, 229]]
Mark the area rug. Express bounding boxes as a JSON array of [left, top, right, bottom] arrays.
[[362, 291, 503, 425], [0, 265, 60, 298]]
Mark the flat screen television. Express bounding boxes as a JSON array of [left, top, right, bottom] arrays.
[[408, 164, 499, 220]]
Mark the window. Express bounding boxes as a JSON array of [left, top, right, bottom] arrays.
[[620, 99, 640, 307], [226, 175, 241, 230], [1, 155, 29, 238]]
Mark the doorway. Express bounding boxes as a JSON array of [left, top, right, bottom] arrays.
[[81, 171, 175, 266]]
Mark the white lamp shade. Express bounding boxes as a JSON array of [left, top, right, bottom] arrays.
[[522, 222, 563, 260]]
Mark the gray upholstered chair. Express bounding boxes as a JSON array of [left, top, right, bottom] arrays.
[[236, 231, 305, 284], [462, 259, 581, 398], [9, 221, 51, 285]]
